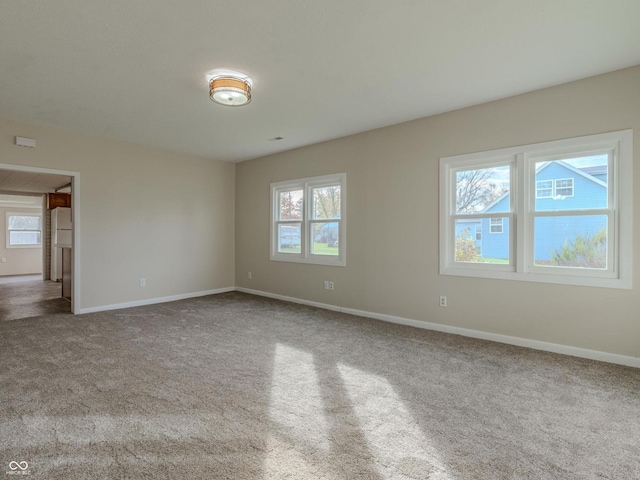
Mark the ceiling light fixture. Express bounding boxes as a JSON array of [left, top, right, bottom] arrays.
[[209, 75, 251, 107]]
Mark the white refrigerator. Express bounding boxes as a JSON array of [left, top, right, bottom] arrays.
[[51, 207, 72, 282]]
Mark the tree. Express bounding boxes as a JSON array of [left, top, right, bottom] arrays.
[[280, 191, 303, 220], [313, 186, 340, 219], [455, 227, 480, 262], [551, 228, 607, 268], [456, 169, 506, 213]]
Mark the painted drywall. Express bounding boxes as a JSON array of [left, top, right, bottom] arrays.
[[0, 206, 43, 275], [0, 118, 236, 309], [235, 65, 640, 359]]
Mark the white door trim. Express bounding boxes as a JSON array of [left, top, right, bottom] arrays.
[[0, 163, 81, 314]]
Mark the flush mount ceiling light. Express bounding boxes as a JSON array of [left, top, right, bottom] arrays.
[[209, 75, 251, 107]]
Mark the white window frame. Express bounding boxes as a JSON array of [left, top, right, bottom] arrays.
[[439, 130, 632, 289], [6, 212, 43, 248], [271, 173, 346, 266]]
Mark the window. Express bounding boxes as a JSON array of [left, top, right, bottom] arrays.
[[536, 180, 553, 198], [271, 173, 346, 266], [536, 178, 574, 199], [475, 225, 482, 241], [7, 213, 42, 248], [489, 218, 503, 234], [439, 130, 632, 289], [554, 178, 574, 197]]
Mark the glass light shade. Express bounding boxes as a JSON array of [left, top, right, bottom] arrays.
[[209, 76, 251, 106]]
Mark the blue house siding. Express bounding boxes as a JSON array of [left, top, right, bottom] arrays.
[[533, 214, 607, 262], [534, 162, 607, 211], [481, 216, 510, 259], [479, 161, 607, 262]]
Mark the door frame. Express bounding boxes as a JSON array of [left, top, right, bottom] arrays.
[[0, 163, 81, 313]]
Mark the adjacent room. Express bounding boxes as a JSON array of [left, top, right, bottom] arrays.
[[1, 1, 639, 478]]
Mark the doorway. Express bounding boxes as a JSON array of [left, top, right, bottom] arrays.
[[0, 163, 80, 316]]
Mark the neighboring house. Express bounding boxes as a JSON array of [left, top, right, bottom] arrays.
[[456, 161, 608, 261]]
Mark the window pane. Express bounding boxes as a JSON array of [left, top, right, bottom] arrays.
[[279, 190, 303, 220], [312, 185, 341, 220], [535, 154, 608, 211], [534, 215, 607, 269], [536, 180, 553, 198], [9, 231, 41, 245], [8, 215, 41, 230], [455, 166, 510, 214], [454, 218, 509, 264], [277, 224, 301, 253], [310, 222, 339, 256]]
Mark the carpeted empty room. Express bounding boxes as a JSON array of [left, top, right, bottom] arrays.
[[1, 292, 639, 479]]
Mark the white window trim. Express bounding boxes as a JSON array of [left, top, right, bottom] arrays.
[[439, 130, 632, 289], [270, 173, 346, 266], [6, 212, 43, 249]]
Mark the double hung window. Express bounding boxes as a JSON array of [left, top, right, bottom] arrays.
[[439, 130, 632, 289], [271, 173, 346, 266]]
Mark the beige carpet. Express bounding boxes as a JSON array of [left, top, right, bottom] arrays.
[[1, 292, 639, 479]]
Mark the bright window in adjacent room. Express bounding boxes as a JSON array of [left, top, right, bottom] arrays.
[[439, 130, 632, 289], [271, 173, 346, 266], [7, 213, 42, 248]]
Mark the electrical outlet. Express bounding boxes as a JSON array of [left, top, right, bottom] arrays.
[[324, 281, 335, 291], [329, 281, 334, 291], [248, 271, 252, 279], [1, 257, 6, 263], [139, 278, 146, 287], [439, 296, 447, 307]]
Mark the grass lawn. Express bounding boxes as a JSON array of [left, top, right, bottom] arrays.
[[478, 257, 509, 264], [280, 242, 339, 255]]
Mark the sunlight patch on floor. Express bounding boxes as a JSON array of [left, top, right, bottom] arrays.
[[268, 343, 330, 452], [338, 363, 452, 480]]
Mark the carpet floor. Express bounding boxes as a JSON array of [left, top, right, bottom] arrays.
[[1, 292, 639, 479]]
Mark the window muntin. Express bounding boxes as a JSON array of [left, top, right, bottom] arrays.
[[271, 174, 346, 266], [7, 214, 42, 248], [440, 130, 632, 289]]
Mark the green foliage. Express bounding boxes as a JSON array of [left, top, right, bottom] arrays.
[[455, 228, 480, 262], [551, 228, 607, 268]]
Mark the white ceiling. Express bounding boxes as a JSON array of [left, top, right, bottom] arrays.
[[1, 1, 639, 163], [0, 169, 71, 194]]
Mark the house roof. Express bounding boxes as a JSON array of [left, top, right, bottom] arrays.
[[481, 160, 607, 212], [1, 2, 640, 162]]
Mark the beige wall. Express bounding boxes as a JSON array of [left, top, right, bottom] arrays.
[[0, 118, 236, 310], [236, 66, 640, 359], [0, 206, 43, 276]]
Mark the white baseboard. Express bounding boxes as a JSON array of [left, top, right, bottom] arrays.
[[78, 287, 236, 314], [235, 287, 640, 369]]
